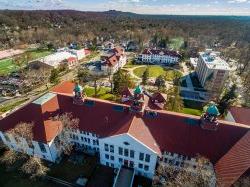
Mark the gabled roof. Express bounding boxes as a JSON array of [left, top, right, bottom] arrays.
[[1, 81, 250, 186], [229, 106, 250, 126], [142, 48, 181, 58], [215, 131, 250, 187]]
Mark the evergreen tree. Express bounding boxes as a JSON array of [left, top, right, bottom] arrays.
[[218, 84, 237, 115], [113, 69, 134, 94], [155, 75, 166, 90], [77, 68, 90, 84], [49, 69, 59, 84], [142, 67, 149, 85], [164, 86, 184, 112]]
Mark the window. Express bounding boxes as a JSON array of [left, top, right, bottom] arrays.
[[81, 137, 84, 141], [123, 141, 130, 146], [145, 154, 150, 162], [119, 147, 123, 155], [87, 138, 90, 143], [96, 140, 99, 145], [4, 134, 10, 142], [138, 163, 143, 169], [130, 150, 134, 158], [144, 165, 149, 171], [38, 142, 47, 153], [106, 162, 109, 167], [129, 161, 134, 168], [111, 163, 114, 168], [104, 144, 109, 151], [110, 145, 114, 153], [105, 154, 109, 159], [119, 158, 123, 163], [110, 156, 114, 160], [124, 149, 129, 157], [139, 153, 144, 161]]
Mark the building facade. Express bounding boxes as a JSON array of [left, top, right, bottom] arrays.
[[138, 49, 181, 65], [196, 49, 230, 98], [0, 81, 249, 185]]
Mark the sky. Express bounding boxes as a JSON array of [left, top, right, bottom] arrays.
[[1, 0, 250, 16]]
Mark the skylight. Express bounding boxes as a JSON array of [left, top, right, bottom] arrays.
[[32, 93, 56, 105]]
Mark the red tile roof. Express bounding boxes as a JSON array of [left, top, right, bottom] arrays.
[[67, 57, 77, 63], [142, 48, 181, 58], [1, 91, 249, 165], [1, 82, 250, 187], [229, 106, 250, 126], [84, 49, 91, 55], [51, 81, 75, 96], [215, 131, 250, 187]]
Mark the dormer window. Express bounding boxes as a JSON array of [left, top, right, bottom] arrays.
[[124, 141, 130, 146]]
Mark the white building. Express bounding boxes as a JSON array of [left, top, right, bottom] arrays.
[[196, 49, 230, 97], [0, 81, 249, 186], [138, 49, 181, 65], [89, 47, 127, 76]]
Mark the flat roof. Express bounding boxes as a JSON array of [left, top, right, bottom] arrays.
[[32, 93, 57, 105], [199, 51, 230, 71]]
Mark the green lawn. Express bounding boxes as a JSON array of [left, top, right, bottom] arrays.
[[0, 98, 29, 113], [133, 66, 166, 78], [133, 65, 182, 81], [0, 49, 53, 75], [182, 108, 203, 116], [27, 49, 52, 60], [0, 58, 18, 75], [84, 86, 116, 101], [169, 37, 184, 50]]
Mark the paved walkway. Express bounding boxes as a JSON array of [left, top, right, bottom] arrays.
[[113, 167, 134, 187]]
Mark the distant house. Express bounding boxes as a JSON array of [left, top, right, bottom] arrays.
[[31, 47, 88, 69], [138, 48, 181, 65], [88, 47, 127, 76], [64, 57, 78, 69], [225, 106, 250, 125]]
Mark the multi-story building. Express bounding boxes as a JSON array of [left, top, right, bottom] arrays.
[[88, 47, 127, 76], [196, 49, 230, 97], [0, 81, 249, 187], [138, 48, 181, 65]]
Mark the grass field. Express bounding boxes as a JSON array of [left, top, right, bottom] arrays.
[[84, 86, 116, 101], [133, 65, 166, 78], [133, 65, 182, 81], [0, 49, 53, 75], [169, 37, 184, 50], [0, 58, 18, 75], [0, 98, 29, 113], [182, 108, 203, 116]]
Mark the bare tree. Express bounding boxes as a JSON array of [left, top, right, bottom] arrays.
[[21, 157, 49, 179], [0, 122, 49, 179], [0, 149, 20, 166], [52, 113, 79, 155], [153, 156, 215, 187]]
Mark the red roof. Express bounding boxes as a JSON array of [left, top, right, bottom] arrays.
[[84, 49, 91, 55], [106, 54, 119, 66], [215, 131, 250, 187], [229, 106, 250, 126], [67, 57, 77, 63], [142, 48, 181, 58], [1, 91, 249, 165], [51, 81, 75, 96]]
